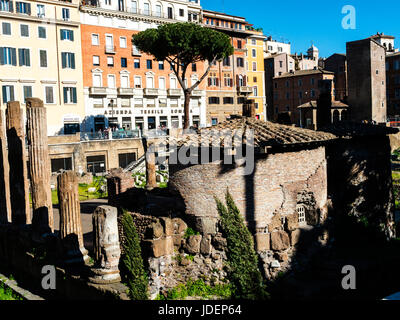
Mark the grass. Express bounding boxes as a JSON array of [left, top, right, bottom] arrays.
[[0, 282, 22, 301]]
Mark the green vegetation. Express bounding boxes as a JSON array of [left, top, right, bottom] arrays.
[[183, 227, 200, 239], [133, 172, 168, 189], [156, 279, 233, 300], [0, 281, 22, 301], [133, 22, 233, 129], [120, 210, 149, 300], [215, 190, 269, 300]]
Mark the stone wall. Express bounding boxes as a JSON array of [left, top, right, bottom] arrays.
[[168, 146, 328, 232]]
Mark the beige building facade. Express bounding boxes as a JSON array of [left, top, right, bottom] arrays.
[[0, 0, 84, 135]]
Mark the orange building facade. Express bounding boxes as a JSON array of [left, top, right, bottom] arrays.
[[80, 0, 205, 133]]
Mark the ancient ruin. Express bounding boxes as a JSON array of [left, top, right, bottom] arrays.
[[0, 110, 11, 224]]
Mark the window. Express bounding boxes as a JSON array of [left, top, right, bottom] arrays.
[[167, 7, 173, 19], [18, 48, 30, 66], [192, 63, 197, 72], [158, 77, 166, 90], [0, 0, 13, 13], [60, 29, 74, 41], [179, 9, 184, 17], [395, 60, 400, 71], [134, 76, 141, 88], [253, 86, 258, 96], [311, 89, 315, 97], [121, 75, 129, 88], [252, 62, 257, 71], [91, 34, 99, 45], [119, 37, 127, 48], [93, 55, 100, 66], [158, 61, 164, 70], [376, 70, 379, 75], [20, 24, 29, 37], [208, 97, 220, 104], [62, 8, 70, 21], [224, 74, 232, 87], [237, 40, 242, 49], [237, 57, 244, 67], [37, 4, 45, 17], [208, 72, 218, 86], [39, 50, 47, 67], [134, 59, 140, 68], [297, 205, 306, 224], [252, 49, 256, 58], [119, 153, 136, 169], [253, 77, 257, 82], [299, 91, 303, 99], [170, 77, 177, 89], [2, 85, 14, 103], [298, 79, 302, 87], [16, 2, 31, 14], [51, 158, 72, 173], [286, 92, 290, 99], [146, 59, 152, 69], [38, 26, 46, 39], [63, 87, 77, 104], [2, 22, 11, 35], [107, 56, 114, 67], [45, 86, 54, 104], [251, 39, 256, 45], [107, 75, 116, 88], [61, 52, 75, 69], [146, 76, 154, 88], [155, 4, 161, 17], [143, 2, 150, 15], [130, 0, 137, 13], [278, 47, 283, 52], [211, 118, 218, 125], [0, 47, 17, 65], [93, 74, 102, 87], [223, 57, 230, 66], [121, 57, 127, 68], [223, 97, 233, 104], [311, 78, 315, 85], [132, 45, 140, 55]]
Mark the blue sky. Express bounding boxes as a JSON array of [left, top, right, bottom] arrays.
[[201, 0, 399, 57]]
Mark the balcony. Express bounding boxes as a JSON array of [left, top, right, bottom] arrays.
[[144, 88, 159, 96], [191, 90, 203, 96], [238, 86, 252, 94], [105, 45, 116, 54], [118, 88, 135, 95], [167, 89, 183, 96], [89, 87, 107, 95]]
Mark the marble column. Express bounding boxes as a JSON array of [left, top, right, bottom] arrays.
[[0, 110, 11, 224], [58, 170, 89, 264], [26, 98, 53, 233], [6, 101, 30, 225], [146, 142, 157, 190]]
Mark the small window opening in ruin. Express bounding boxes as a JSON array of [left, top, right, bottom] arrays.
[[297, 205, 306, 225]]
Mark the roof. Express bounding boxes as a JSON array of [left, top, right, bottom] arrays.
[[297, 100, 349, 109], [369, 33, 395, 40], [321, 122, 399, 137], [273, 68, 334, 79], [168, 116, 337, 150]]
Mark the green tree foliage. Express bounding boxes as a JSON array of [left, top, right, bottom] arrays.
[[120, 211, 149, 300], [132, 22, 234, 129], [215, 191, 268, 300]]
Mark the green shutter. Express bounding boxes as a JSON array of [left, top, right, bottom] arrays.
[[25, 49, 30, 66], [11, 48, 16, 66], [10, 86, 14, 101], [0, 48, 4, 65], [2, 86, 6, 104], [72, 87, 77, 103], [70, 30, 74, 41], [18, 48, 23, 66], [71, 53, 75, 69], [63, 87, 68, 104], [61, 53, 66, 68]]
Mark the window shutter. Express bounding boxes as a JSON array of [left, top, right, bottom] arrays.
[[16, 2, 20, 13], [27, 3, 30, 14], [9, 1, 13, 12], [72, 88, 77, 103], [40, 50, 47, 67], [70, 30, 74, 41], [60, 29, 64, 40], [61, 53, 66, 68], [71, 53, 75, 69], [18, 48, 23, 66], [11, 48, 16, 66], [0, 48, 4, 65], [2, 86, 6, 104], [243, 76, 247, 86], [63, 88, 68, 103], [10, 86, 14, 101], [216, 78, 219, 87], [25, 49, 30, 66]]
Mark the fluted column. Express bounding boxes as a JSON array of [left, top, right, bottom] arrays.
[[26, 98, 53, 233], [89, 205, 121, 284], [58, 171, 89, 264], [6, 101, 30, 225], [0, 110, 11, 224]]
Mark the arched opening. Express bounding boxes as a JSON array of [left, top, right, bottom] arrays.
[[333, 109, 340, 123]]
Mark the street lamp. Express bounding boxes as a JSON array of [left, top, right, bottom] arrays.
[[108, 99, 114, 129]]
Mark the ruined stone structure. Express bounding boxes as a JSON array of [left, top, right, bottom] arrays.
[[26, 98, 53, 233], [90, 205, 121, 284], [58, 171, 89, 264], [106, 168, 135, 207], [145, 141, 157, 190], [6, 101, 30, 225], [0, 110, 11, 224]]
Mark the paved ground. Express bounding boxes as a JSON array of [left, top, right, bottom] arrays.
[[52, 198, 108, 253]]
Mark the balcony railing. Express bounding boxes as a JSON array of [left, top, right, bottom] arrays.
[[118, 87, 135, 95], [105, 45, 116, 54], [238, 86, 252, 94], [144, 88, 159, 96], [191, 90, 202, 96], [167, 89, 182, 96], [89, 87, 107, 95]]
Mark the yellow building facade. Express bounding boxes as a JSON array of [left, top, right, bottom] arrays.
[[246, 32, 266, 120], [0, 0, 84, 135]]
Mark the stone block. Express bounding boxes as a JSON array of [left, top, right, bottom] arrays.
[[255, 233, 270, 252], [150, 237, 174, 258], [268, 213, 282, 233], [270, 260, 281, 268], [186, 234, 202, 254], [160, 217, 174, 236], [290, 229, 301, 246], [172, 218, 187, 234], [275, 251, 288, 262], [150, 222, 164, 239], [212, 234, 227, 251], [285, 213, 298, 231], [196, 217, 217, 235], [270, 230, 290, 251], [200, 234, 212, 256], [172, 234, 183, 248]]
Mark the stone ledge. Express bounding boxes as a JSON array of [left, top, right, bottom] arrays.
[[0, 272, 44, 300]]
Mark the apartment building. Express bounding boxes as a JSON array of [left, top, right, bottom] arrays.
[[0, 0, 85, 135], [246, 31, 266, 120], [80, 0, 205, 133], [272, 68, 335, 126], [202, 10, 259, 125], [324, 53, 348, 102], [264, 36, 291, 56]]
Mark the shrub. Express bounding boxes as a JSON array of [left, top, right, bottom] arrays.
[[183, 227, 199, 239], [120, 211, 149, 300], [215, 190, 269, 300]]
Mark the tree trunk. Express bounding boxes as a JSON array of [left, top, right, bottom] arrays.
[[183, 90, 191, 130]]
